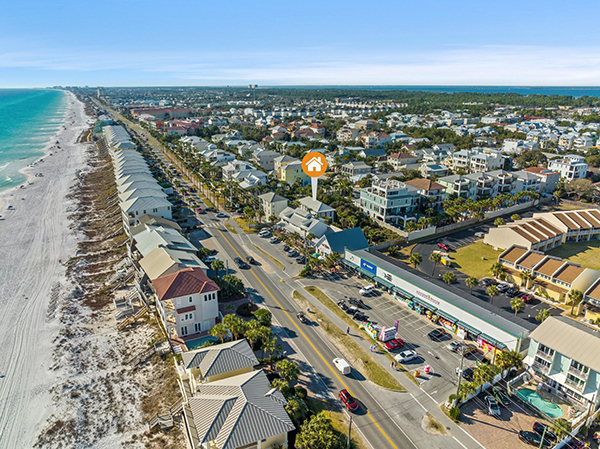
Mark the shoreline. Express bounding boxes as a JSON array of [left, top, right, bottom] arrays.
[[0, 91, 94, 447]]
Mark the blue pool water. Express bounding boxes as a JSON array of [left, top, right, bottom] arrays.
[[516, 388, 563, 418], [185, 335, 218, 351]]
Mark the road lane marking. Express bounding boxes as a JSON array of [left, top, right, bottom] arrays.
[[215, 227, 405, 449]]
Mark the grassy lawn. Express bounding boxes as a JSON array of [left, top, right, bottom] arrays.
[[451, 242, 503, 279], [297, 288, 406, 390], [392, 243, 416, 263], [234, 217, 257, 233], [547, 240, 600, 270], [253, 244, 284, 270]]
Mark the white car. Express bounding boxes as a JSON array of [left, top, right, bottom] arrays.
[[359, 285, 375, 296], [394, 350, 418, 363]]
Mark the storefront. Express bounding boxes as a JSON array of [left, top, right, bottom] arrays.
[[344, 248, 531, 352]]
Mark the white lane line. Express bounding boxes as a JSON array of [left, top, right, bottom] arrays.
[[452, 436, 468, 449], [409, 393, 428, 412]]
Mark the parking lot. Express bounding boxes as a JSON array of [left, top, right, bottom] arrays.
[[460, 389, 555, 449]]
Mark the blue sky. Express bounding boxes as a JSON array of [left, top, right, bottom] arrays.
[[1, 0, 599, 87]]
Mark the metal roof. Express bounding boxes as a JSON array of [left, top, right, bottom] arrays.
[[188, 370, 294, 449], [530, 316, 600, 373], [182, 339, 258, 377]]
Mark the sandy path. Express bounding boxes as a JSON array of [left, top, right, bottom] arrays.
[[0, 91, 91, 448]]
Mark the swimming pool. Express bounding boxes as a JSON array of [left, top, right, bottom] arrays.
[[185, 335, 218, 351], [516, 388, 563, 418]]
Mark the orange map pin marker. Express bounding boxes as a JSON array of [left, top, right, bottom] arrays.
[[302, 151, 328, 200]]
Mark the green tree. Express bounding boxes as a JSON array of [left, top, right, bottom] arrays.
[[209, 323, 229, 343], [553, 419, 572, 440], [276, 359, 300, 385], [223, 314, 247, 340], [486, 285, 499, 305], [429, 252, 442, 276], [388, 246, 398, 257], [295, 412, 345, 449], [465, 276, 479, 294], [495, 350, 523, 371], [285, 397, 308, 424], [254, 308, 272, 327], [443, 272, 457, 284], [211, 259, 225, 277], [493, 217, 505, 226], [510, 214, 521, 221], [213, 274, 245, 297], [536, 308, 552, 322], [510, 297, 526, 316], [473, 364, 496, 386], [490, 262, 506, 280], [519, 270, 533, 289], [458, 381, 478, 401], [197, 247, 211, 260], [568, 289, 584, 316], [409, 253, 423, 269]]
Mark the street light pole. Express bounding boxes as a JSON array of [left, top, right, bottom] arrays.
[[347, 416, 353, 449], [453, 348, 466, 408]]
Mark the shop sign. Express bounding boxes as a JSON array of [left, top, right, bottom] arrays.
[[415, 289, 440, 305], [360, 259, 377, 275]]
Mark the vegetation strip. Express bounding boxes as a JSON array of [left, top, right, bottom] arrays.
[[295, 289, 405, 391], [253, 244, 285, 270]]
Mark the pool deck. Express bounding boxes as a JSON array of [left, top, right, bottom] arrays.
[[516, 380, 586, 423]]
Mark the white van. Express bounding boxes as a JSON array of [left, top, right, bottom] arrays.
[[359, 284, 375, 296], [333, 358, 351, 375]]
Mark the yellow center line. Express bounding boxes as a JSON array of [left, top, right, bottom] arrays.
[[215, 227, 399, 449]]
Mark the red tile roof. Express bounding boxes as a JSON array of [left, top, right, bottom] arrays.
[[152, 267, 219, 301], [404, 178, 445, 191]]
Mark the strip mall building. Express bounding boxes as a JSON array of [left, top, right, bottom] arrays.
[[344, 248, 533, 353]]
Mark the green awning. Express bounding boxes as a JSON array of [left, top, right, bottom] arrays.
[[413, 297, 436, 311], [478, 333, 507, 350], [393, 287, 413, 300], [374, 276, 394, 289], [436, 310, 457, 323], [456, 321, 481, 337]]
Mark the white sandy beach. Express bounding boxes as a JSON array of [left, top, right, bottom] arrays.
[[0, 91, 91, 448]]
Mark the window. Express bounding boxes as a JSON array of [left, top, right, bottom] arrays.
[[195, 323, 202, 333], [570, 360, 589, 374], [534, 356, 551, 368], [538, 344, 554, 357], [189, 297, 193, 303]]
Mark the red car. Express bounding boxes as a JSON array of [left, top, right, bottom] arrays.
[[520, 293, 534, 303], [339, 389, 359, 412], [384, 338, 405, 351], [437, 243, 450, 251]]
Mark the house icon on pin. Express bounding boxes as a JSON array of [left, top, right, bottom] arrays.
[[306, 156, 323, 172]]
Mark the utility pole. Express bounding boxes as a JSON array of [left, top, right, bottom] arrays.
[[538, 425, 547, 449], [453, 348, 466, 407], [347, 416, 353, 449]]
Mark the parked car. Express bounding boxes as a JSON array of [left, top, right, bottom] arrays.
[[496, 283, 511, 293], [348, 297, 365, 308], [485, 395, 501, 417], [259, 231, 271, 238], [346, 305, 359, 315], [505, 287, 520, 297], [206, 207, 216, 212], [492, 387, 511, 407], [461, 367, 475, 381], [437, 243, 451, 251], [283, 244, 290, 252], [395, 350, 418, 363], [337, 300, 349, 311], [203, 256, 219, 264], [447, 341, 463, 352], [359, 285, 375, 296], [519, 431, 552, 447], [338, 389, 359, 412], [296, 255, 305, 264], [384, 339, 405, 351], [520, 293, 534, 303], [297, 311, 307, 324], [287, 249, 298, 257], [209, 249, 219, 255], [427, 328, 446, 341], [234, 257, 248, 269], [246, 256, 256, 265], [532, 422, 557, 441], [269, 237, 279, 244], [353, 311, 368, 321], [481, 278, 497, 287]]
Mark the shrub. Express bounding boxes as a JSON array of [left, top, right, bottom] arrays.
[[294, 386, 308, 399], [236, 302, 257, 316], [448, 407, 461, 422]]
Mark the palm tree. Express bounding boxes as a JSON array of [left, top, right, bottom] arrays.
[[465, 276, 479, 294], [223, 314, 246, 340], [495, 350, 523, 371], [486, 285, 499, 305], [443, 272, 457, 284], [510, 298, 526, 316], [553, 419, 572, 440], [490, 262, 506, 280], [429, 252, 442, 276], [536, 308, 552, 322], [494, 217, 505, 226], [568, 289, 583, 316], [209, 323, 229, 343], [519, 270, 533, 289], [211, 260, 225, 277], [409, 253, 423, 270]]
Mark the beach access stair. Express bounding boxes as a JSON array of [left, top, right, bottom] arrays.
[[147, 397, 185, 430], [127, 337, 169, 366], [117, 306, 148, 331]]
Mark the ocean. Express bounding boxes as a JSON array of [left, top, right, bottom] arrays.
[[0, 89, 68, 191]]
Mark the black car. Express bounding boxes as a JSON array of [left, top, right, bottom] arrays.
[[533, 422, 557, 441], [246, 256, 256, 265], [234, 257, 248, 269], [481, 278, 497, 287], [348, 297, 365, 308], [337, 300, 349, 311], [519, 430, 552, 447], [428, 328, 446, 341], [209, 249, 218, 255], [461, 367, 475, 381], [296, 255, 305, 264], [353, 311, 368, 321], [505, 287, 519, 297], [283, 244, 290, 252], [206, 206, 216, 212]]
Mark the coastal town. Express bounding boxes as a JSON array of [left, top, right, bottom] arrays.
[[6, 85, 598, 449]]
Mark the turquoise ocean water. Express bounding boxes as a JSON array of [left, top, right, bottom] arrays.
[[0, 89, 68, 191]]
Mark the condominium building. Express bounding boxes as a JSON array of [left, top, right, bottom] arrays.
[[359, 179, 419, 224], [548, 155, 589, 180]]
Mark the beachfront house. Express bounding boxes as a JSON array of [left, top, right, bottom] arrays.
[[151, 267, 220, 339]]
